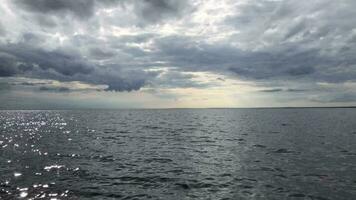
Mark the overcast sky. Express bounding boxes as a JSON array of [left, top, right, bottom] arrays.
[[0, 0, 355, 108]]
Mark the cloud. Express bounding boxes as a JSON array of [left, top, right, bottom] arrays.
[[0, 82, 11, 91], [20, 82, 45, 86], [0, 43, 94, 76], [0, 0, 356, 106], [39, 86, 70, 92], [286, 88, 308, 92], [311, 93, 356, 103], [259, 88, 308, 93], [89, 48, 116, 60], [0, 42, 157, 91], [13, 0, 96, 19], [287, 66, 315, 76], [153, 35, 323, 81], [13, 0, 192, 26], [0, 53, 17, 77], [149, 70, 212, 89], [131, 0, 192, 24], [259, 89, 283, 93], [0, 22, 5, 36]]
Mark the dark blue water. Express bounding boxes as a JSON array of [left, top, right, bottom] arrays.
[[1, 109, 356, 199]]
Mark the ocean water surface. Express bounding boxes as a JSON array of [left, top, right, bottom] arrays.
[[0, 109, 356, 199]]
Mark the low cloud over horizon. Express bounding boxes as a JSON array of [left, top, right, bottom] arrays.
[[0, 0, 356, 108]]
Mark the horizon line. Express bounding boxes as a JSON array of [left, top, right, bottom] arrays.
[[1, 106, 356, 111]]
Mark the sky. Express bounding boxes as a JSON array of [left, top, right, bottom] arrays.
[[0, 0, 356, 109]]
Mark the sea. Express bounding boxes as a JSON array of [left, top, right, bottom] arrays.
[[0, 108, 356, 199]]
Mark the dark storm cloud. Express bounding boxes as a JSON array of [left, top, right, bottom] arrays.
[[2, 0, 356, 102], [132, 0, 191, 24], [153, 36, 246, 70], [13, 0, 95, 19], [0, 43, 94, 76], [153, 36, 323, 80], [39, 86, 70, 92], [0, 43, 157, 91], [0, 53, 18, 77], [217, 0, 356, 84], [104, 78, 145, 92], [98, 0, 192, 24], [14, 0, 191, 25], [152, 32, 356, 85]]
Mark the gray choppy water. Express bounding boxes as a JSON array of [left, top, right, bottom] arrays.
[[1, 109, 356, 199]]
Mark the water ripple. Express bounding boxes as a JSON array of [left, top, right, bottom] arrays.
[[0, 109, 356, 199]]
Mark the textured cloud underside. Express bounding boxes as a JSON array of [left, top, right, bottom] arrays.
[[0, 0, 355, 104]]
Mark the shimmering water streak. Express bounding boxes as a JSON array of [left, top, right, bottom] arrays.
[[1, 109, 356, 199]]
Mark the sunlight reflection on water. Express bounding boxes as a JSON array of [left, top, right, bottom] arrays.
[[1, 109, 356, 199]]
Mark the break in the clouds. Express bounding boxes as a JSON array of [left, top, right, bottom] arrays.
[[0, 0, 356, 108]]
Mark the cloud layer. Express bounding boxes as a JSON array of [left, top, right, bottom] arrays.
[[0, 0, 356, 107]]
